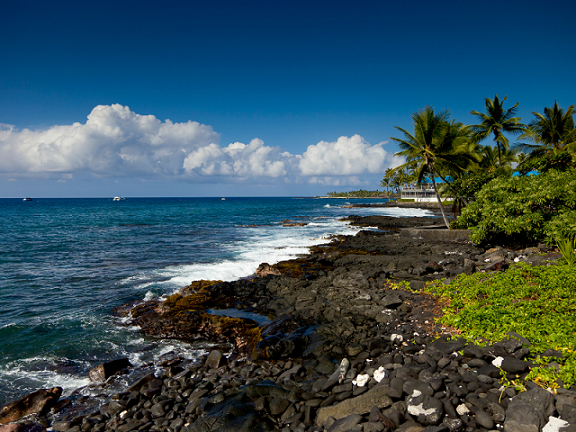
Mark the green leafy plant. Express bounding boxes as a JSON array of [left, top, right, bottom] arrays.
[[557, 237, 576, 265], [499, 371, 527, 401], [453, 169, 576, 245], [385, 279, 412, 291], [428, 263, 576, 388]]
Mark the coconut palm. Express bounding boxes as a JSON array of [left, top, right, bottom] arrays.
[[478, 145, 517, 173], [518, 101, 576, 151], [470, 95, 526, 166], [391, 168, 408, 196], [516, 102, 576, 173], [392, 107, 474, 228], [380, 168, 395, 196]]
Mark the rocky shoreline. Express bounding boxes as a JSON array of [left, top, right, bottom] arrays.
[[1, 215, 575, 432]]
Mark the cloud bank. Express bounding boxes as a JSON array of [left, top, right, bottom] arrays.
[[183, 139, 293, 178], [299, 135, 396, 176], [0, 105, 401, 185]]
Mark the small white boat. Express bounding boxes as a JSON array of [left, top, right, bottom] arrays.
[[23, 197, 33, 201], [221, 198, 226, 201], [113, 196, 125, 201]]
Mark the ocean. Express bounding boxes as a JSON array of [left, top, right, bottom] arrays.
[[0, 197, 435, 405]]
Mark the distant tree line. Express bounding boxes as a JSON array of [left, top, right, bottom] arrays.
[[326, 189, 386, 198]]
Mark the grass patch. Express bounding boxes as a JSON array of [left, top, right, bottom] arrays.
[[427, 262, 576, 388]]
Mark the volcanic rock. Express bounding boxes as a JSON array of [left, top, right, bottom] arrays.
[[88, 358, 132, 382], [504, 387, 556, 432], [0, 387, 62, 424], [205, 350, 225, 369], [406, 390, 443, 426], [315, 384, 393, 426], [0, 423, 46, 432]]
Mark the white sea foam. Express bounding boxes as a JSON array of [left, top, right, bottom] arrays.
[[127, 340, 210, 369], [0, 322, 17, 330], [344, 206, 435, 217], [127, 207, 433, 297], [135, 216, 363, 294], [143, 291, 156, 301], [0, 357, 92, 400]]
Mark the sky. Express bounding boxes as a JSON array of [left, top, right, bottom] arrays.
[[1, 0, 575, 198]]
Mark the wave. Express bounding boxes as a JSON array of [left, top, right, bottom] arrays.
[[343, 206, 435, 217], [0, 357, 92, 405], [126, 206, 433, 297], [129, 216, 363, 296]]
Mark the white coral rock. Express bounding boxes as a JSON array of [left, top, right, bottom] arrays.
[[352, 373, 370, 387], [373, 366, 386, 383]]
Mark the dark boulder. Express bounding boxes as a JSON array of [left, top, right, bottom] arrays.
[[315, 384, 392, 426], [406, 391, 444, 426], [381, 293, 404, 309], [326, 413, 362, 432], [89, 358, 132, 382], [205, 350, 225, 369], [500, 357, 530, 374], [0, 387, 62, 424], [504, 387, 556, 432], [0, 423, 46, 432]]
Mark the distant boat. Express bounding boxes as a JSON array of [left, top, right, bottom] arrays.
[[221, 198, 226, 201], [113, 196, 125, 201], [23, 198, 33, 201]]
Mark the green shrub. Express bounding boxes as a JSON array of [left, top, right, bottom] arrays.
[[453, 169, 576, 245], [428, 262, 576, 389]]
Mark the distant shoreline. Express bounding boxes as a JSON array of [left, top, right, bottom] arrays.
[[314, 196, 390, 199]]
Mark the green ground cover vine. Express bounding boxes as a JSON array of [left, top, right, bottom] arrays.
[[427, 262, 576, 388]]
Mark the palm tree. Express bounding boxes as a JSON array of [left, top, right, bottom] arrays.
[[516, 102, 576, 173], [518, 101, 576, 151], [380, 168, 395, 196], [392, 168, 408, 196], [470, 95, 527, 166], [478, 145, 517, 173], [391, 107, 474, 228]]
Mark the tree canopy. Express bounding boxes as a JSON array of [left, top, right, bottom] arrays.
[[391, 107, 476, 227], [516, 101, 576, 174], [470, 95, 526, 166], [384, 97, 575, 245]]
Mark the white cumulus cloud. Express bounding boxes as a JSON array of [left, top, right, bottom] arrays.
[[0, 105, 402, 186], [299, 134, 401, 176], [183, 139, 292, 178], [0, 104, 220, 178]]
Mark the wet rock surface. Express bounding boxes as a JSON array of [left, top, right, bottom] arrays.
[[0, 387, 62, 425], [1, 215, 572, 431]]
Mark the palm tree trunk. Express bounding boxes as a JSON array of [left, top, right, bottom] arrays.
[[494, 130, 503, 167], [430, 168, 451, 228]]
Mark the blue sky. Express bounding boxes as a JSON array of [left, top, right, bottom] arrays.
[[1, 0, 575, 197]]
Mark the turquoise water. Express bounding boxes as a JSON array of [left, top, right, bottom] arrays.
[[0, 197, 434, 405]]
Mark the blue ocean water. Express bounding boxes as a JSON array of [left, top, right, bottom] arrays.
[[0, 197, 434, 405]]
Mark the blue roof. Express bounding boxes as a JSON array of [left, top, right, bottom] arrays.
[[512, 171, 539, 176], [421, 176, 452, 184]]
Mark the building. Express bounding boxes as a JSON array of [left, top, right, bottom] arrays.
[[400, 178, 451, 202]]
